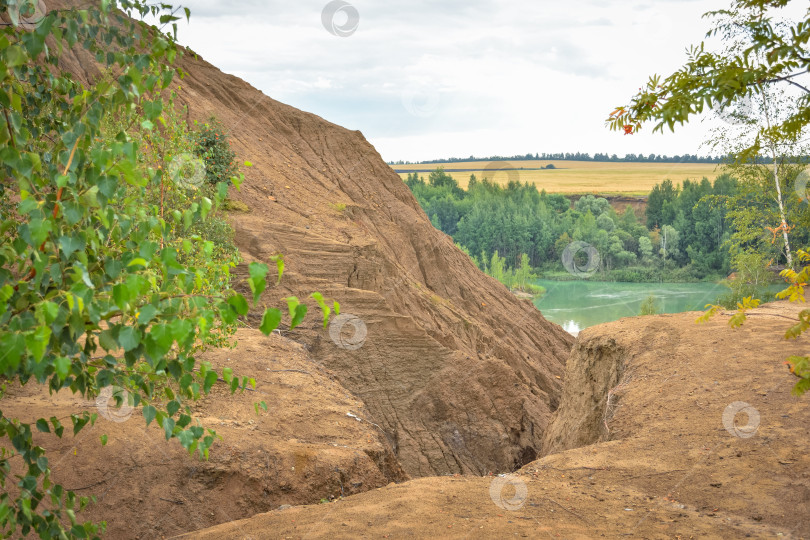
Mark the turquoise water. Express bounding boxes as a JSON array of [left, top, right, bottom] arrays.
[[532, 279, 731, 335]]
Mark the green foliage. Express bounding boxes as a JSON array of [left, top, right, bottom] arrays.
[[639, 295, 659, 316], [513, 253, 537, 292], [575, 194, 610, 217], [623, 0, 810, 397], [0, 2, 335, 537], [646, 179, 679, 229], [607, 0, 810, 159], [775, 250, 810, 395], [478, 251, 544, 296], [310, 292, 338, 328], [193, 117, 239, 186], [524, 283, 547, 296], [405, 168, 736, 282], [488, 250, 507, 284], [222, 198, 250, 212], [714, 250, 776, 308], [99, 92, 241, 312], [784, 355, 810, 396], [721, 159, 809, 269], [659, 225, 680, 259], [638, 236, 654, 260]]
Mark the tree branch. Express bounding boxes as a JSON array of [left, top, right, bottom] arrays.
[[3, 108, 15, 150], [761, 71, 809, 91], [782, 78, 810, 94]]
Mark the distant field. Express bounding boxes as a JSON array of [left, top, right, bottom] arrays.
[[393, 160, 723, 195]]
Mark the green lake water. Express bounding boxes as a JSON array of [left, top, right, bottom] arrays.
[[532, 279, 730, 335]]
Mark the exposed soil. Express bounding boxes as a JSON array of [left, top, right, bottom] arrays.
[[187, 303, 810, 539], [3, 330, 406, 538], [176, 58, 576, 475], [7, 4, 808, 539], [569, 193, 648, 218], [47, 0, 574, 478]]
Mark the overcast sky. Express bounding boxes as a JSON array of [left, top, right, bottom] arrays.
[[160, 1, 797, 162]]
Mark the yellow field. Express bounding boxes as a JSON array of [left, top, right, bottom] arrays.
[[393, 160, 723, 195]]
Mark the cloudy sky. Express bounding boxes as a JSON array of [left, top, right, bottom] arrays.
[[158, 1, 796, 162]]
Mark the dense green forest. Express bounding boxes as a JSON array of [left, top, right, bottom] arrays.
[[405, 167, 807, 288]]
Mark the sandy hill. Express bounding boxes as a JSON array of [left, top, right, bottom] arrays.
[[3, 330, 407, 538], [48, 0, 574, 478], [9, 3, 808, 539], [6, 1, 576, 537], [169, 24, 574, 480], [186, 303, 810, 539]]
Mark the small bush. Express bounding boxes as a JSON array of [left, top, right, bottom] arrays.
[[639, 295, 659, 315], [715, 250, 777, 308], [714, 282, 776, 309], [524, 283, 546, 296], [100, 95, 241, 304], [223, 198, 250, 212], [194, 117, 239, 185]]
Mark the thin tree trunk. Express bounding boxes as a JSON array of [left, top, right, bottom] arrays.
[[761, 88, 793, 268], [771, 152, 793, 268], [159, 168, 165, 249]]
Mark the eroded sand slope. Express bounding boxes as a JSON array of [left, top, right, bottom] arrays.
[[188, 303, 809, 539]]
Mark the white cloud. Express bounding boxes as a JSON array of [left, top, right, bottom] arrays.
[[156, 0, 802, 161]]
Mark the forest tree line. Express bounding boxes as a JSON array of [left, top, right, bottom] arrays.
[[405, 167, 809, 290]]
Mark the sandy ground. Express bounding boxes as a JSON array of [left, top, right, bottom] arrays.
[[186, 302, 809, 539], [3, 330, 405, 538]]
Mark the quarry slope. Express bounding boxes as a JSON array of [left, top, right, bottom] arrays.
[[188, 302, 810, 539], [167, 31, 574, 475], [177, 61, 575, 477], [47, 0, 574, 479], [3, 330, 406, 539], [10, 6, 808, 539]]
